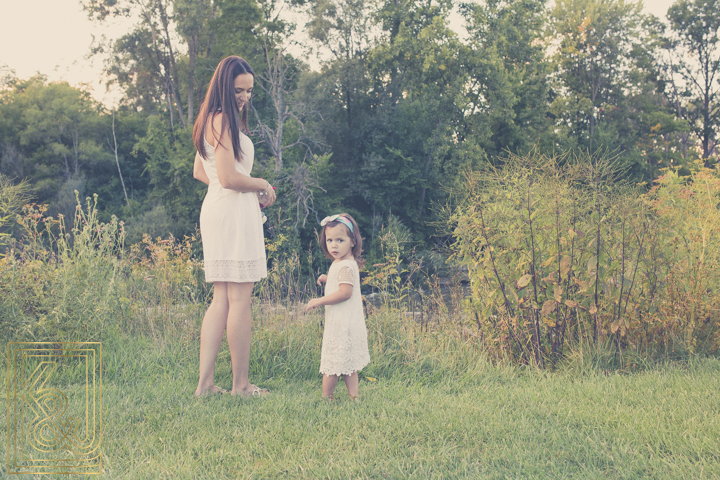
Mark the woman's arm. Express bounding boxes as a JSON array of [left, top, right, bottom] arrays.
[[193, 152, 210, 185], [210, 115, 267, 192], [306, 284, 353, 310]]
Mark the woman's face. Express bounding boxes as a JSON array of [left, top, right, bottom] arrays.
[[233, 73, 253, 112]]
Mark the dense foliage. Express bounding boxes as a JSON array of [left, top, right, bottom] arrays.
[[2, 0, 718, 254]]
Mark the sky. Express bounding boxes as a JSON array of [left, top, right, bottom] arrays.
[[0, 0, 678, 107]]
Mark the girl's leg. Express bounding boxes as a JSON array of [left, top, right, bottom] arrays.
[[195, 282, 230, 396], [342, 372, 359, 398], [226, 282, 261, 396], [322, 374, 339, 399]]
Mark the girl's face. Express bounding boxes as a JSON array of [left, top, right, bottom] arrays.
[[233, 73, 253, 112], [325, 224, 355, 262]]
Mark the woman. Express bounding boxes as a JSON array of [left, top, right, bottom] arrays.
[[192, 56, 276, 397]]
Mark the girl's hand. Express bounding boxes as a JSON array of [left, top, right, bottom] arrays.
[[306, 298, 322, 311], [316, 274, 328, 286]]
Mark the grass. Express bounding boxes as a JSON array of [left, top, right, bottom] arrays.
[[4, 166, 720, 478], [2, 307, 720, 479]]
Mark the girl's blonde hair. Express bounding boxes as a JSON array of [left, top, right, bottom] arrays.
[[319, 213, 365, 268]]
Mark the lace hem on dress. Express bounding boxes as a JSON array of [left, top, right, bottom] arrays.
[[204, 259, 267, 283], [319, 336, 370, 376], [319, 366, 367, 376]]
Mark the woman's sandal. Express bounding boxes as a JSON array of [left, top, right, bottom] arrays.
[[194, 385, 228, 397], [249, 386, 270, 397], [232, 385, 270, 398]]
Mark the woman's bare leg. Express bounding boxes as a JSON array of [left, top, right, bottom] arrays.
[[226, 282, 261, 395], [342, 372, 359, 398], [322, 374, 339, 399], [195, 282, 229, 396]]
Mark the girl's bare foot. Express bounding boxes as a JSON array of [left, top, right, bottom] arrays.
[[231, 384, 270, 398], [194, 385, 228, 397]]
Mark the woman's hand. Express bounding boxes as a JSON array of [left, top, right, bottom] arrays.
[[316, 274, 328, 286], [257, 181, 276, 208]]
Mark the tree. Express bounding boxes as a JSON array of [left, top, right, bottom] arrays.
[[460, 0, 550, 158], [0, 76, 154, 219], [302, 0, 373, 163], [85, 0, 264, 125], [295, 0, 376, 234], [133, 119, 202, 235], [86, 0, 189, 126], [551, 0, 639, 148], [665, 0, 720, 162], [550, 0, 674, 179], [0, 77, 108, 210], [246, 0, 318, 173], [367, 0, 467, 224], [174, 0, 217, 123]]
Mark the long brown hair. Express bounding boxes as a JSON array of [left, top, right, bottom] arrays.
[[319, 214, 365, 268], [192, 56, 254, 161]]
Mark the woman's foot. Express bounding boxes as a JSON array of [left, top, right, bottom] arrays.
[[231, 384, 270, 398], [194, 385, 228, 397]]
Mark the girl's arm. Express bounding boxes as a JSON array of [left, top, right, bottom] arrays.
[[193, 152, 210, 185], [306, 284, 352, 310]]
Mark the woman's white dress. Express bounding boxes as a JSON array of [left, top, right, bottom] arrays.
[[320, 259, 370, 376], [199, 131, 267, 283]]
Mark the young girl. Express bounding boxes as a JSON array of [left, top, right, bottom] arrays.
[[306, 213, 370, 400]]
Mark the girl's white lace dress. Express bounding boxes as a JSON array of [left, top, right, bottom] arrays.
[[320, 259, 370, 375], [198, 131, 267, 283]]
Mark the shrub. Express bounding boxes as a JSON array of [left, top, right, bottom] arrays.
[[448, 150, 720, 367], [644, 163, 720, 355]]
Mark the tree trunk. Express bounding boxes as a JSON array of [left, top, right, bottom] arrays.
[[187, 34, 197, 125], [112, 112, 130, 207], [157, 0, 186, 127], [417, 151, 432, 217], [703, 89, 712, 163]]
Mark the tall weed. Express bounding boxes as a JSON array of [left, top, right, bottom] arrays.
[[0, 195, 126, 342]]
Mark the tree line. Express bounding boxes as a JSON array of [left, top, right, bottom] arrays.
[[0, 0, 718, 261]]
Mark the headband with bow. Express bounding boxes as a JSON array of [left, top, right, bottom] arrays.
[[320, 214, 354, 233]]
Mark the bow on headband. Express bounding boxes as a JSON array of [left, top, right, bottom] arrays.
[[320, 214, 354, 233]]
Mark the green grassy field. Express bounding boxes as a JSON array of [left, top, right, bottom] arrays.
[[3, 308, 720, 479]]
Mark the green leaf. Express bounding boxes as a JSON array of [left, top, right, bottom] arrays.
[[516, 274, 533, 289], [587, 256, 598, 273]]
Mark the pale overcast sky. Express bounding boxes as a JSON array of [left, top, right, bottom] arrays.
[[0, 0, 677, 107]]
